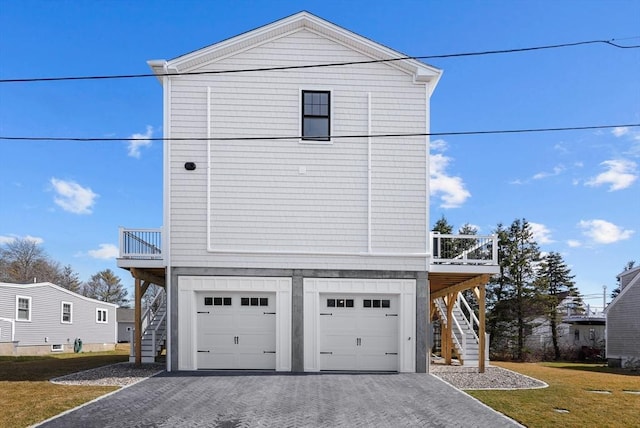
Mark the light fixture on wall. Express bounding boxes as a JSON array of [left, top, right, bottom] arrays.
[[185, 162, 196, 171]]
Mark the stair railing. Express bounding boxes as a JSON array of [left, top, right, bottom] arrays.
[[151, 310, 167, 357], [434, 297, 466, 360], [456, 293, 480, 342]]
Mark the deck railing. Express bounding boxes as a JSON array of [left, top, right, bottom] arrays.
[[119, 228, 162, 259], [431, 233, 498, 265]]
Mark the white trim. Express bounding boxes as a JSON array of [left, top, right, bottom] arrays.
[[60, 301, 73, 324], [177, 276, 292, 371], [15, 295, 31, 322], [303, 278, 416, 372], [96, 308, 108, 324]]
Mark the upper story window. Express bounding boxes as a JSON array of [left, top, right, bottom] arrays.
[[16, 296, 31, 321], [61, 302, 73, 324], [302, 90, 330, 141], [96, 308, 108, 323]]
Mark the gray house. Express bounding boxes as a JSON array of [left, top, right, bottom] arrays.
[[0, 282, 118, 355], [117, 308, 135, 342], [606, 266, 640, 368], [118, 12, 499, 372]]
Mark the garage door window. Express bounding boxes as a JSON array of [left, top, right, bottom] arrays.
[[363, 299, 391, 308], [204, 297, 232, 306], [327, 298, 354, 308], [241, 297, 269, 306]]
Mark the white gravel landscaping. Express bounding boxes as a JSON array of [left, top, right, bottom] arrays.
[[430, 364, 548, 390], [51, 362, 165, 387]]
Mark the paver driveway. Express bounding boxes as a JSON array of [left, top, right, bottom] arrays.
[[39, 371, 521, 427]]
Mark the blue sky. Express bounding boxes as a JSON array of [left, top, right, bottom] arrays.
[[1, 1, 638, 309]]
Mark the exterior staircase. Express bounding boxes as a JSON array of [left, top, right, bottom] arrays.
[[434, 293, 488, 367], [130, 289, 167, 363]]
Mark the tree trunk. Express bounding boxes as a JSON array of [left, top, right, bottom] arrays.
[[550, 317, 560, 360]]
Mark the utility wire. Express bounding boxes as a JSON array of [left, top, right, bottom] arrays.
[[1, 39, 638, 84], [1, 124, 638, 142]]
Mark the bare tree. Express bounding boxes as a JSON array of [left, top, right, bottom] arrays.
[[0, 238, 56, 283]]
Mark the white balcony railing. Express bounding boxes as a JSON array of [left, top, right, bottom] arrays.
[[119, 228, 162, 260], [431, 232, 498, 265]]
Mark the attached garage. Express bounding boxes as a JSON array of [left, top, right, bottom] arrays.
[[196, 292, 276, 369], [177, 276, 292, 371], [319, 294, 399, 371], [304, 278, 416, 372]]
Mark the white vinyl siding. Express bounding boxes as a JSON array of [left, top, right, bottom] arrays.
[[16, 296, 31, 322], [167, 29, 429, 270], [61, 302, 72, 324], [606, 272, 640, 362]]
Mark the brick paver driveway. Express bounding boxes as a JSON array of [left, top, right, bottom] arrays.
[[39, 372, 521, 427]]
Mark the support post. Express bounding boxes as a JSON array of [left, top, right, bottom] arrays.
[[135, 277, 142, 365], [478, 284, 486, 373], [445, 293, 455, 365]]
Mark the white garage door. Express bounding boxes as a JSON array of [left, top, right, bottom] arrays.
[[196, 292, 276, 369], [319, 294, 398, 371]]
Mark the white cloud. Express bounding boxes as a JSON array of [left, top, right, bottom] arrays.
[[530, 222, 554, 245], [567, 239, 581, 248], [585, 159, 638, 191], [578, 219, 634, 244], [533, 165, 565, 180], [127, 125, 154, 158], [430, 153, 471, 208], [88, 244, 119, 260], [50, 178, 98, 214], [612, 127, 629, 137], [0, 234, 44, 245]]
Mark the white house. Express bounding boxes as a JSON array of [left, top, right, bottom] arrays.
[[606, 265, 640, 368], [118, 12, 499, 372], [0, 282, 118, 355]]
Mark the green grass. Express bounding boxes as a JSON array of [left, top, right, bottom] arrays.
[[0, 346, 129, 428], [469, 362, 640, 428]]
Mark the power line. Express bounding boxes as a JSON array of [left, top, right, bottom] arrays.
[[1, 124, 637, 142], [1, 39, 638, 84]]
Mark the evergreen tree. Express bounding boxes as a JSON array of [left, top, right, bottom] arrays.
[[487, 219, 541, 360], [535, 252, 577, 360], [57, 265, 82, 293], [83, 269, 129, 306]]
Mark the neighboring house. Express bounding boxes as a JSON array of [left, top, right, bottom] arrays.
[[118, 12, 499, 372], [606, 266, 640, 368], [0, 282, 118, 355], [526, 295, 605, 358], [117, 308, 135, 342]]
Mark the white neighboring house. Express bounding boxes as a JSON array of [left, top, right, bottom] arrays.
[[0, 282, 118, 355], [118, 11, 499, 372], [526, 294, 605, 358], [606, 266, 640, 368]]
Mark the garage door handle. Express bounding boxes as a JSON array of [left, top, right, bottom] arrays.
[[263, 351, 276, 354], [197, 350, 210, 353], [385, 314, 398, 317], [320, 352, 333, 355], [385, 352, 398, 355], [263, 312, 276, 315], [320, 313, 332, 316], [197, 311, 210, 314]]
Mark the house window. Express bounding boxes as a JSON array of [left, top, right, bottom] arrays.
[[96, 308, 108, 323], [16, 296, 31, 321], [61, 302, 72, 324], [51, 344, 63, 352], [302, 90, 330, 141]]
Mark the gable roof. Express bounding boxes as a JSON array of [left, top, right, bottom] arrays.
[[148, 11, 442, 94], [606, 267, 640, 313], [0, 282, 119, 308]]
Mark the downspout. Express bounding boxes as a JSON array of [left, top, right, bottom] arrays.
[[367, 92, 372, 253], [163, 66, 173, 372]]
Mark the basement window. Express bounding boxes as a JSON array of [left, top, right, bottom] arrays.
[[51, 344, 63, 352]]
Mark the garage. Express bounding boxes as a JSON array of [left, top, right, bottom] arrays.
[[319, 294, 398, 371], [177, 276, 292, 371], [196, 292, 276, 369], [304, 278, 416, 372]]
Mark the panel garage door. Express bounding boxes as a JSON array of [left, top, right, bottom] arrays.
[[319, 294, 398, 371], [196, 292, 276, 369]]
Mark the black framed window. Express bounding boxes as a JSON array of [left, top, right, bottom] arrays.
[[302, 90, 330, 141]]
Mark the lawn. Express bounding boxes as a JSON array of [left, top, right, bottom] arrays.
[[0, 345, 129, 428], [469, 362, 640, 428]]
